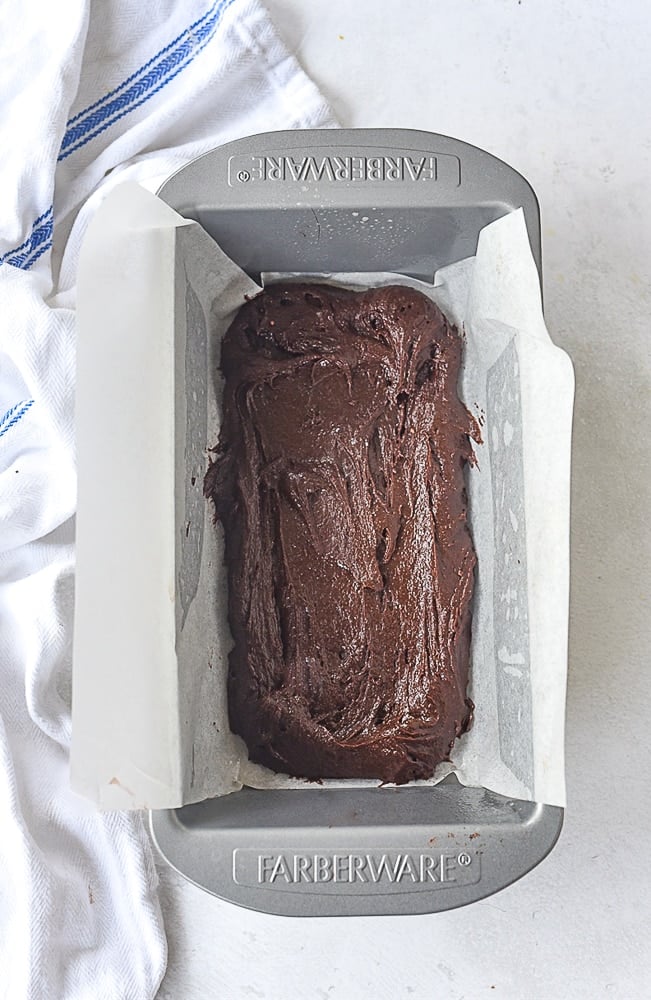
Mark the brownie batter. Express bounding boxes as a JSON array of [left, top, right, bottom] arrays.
[[205, 283, 479, 784]]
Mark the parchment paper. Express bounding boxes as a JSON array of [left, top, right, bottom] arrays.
[[72, 183, 573, 810]]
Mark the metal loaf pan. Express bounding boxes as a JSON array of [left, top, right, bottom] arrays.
[[150, 129, 562, 916]]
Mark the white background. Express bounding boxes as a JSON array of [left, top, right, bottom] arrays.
[[156, 2, 651, 997]]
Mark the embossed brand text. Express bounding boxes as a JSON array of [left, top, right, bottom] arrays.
[[234, 154, 439, 183], [257, 852, 463, 885]]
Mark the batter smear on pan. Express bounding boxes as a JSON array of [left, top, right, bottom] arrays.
[[205, 283, 479, 783]]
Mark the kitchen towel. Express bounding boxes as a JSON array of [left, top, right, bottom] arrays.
[[0, 2, 335, 997]]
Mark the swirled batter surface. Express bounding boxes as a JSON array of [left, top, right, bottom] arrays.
[[205, 283, 479, 783]]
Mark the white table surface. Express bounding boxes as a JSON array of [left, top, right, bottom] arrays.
[[156, 2, 651, 997]]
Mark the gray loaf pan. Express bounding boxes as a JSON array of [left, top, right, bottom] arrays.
[[150, 129, 562, 916]]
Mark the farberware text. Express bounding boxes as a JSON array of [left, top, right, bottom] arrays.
[[234, 154, 438, 182], [257, 852, 467, 884]]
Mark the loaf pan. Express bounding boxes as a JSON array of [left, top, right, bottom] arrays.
[[149, 128, 562, 916]]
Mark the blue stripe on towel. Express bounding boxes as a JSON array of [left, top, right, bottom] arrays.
[[0, 207, 53, 263], [59, 0, 234, 160], [66, 3, 220, 127], [0, 208, 53, 270], [0, 400, 34, 441], [1, 0, 233, 271]]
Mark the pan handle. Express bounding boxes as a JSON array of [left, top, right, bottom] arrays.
[[150, 783, 562, 917], [158, 128, 541, 283]]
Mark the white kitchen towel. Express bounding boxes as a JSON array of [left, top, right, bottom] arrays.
[[0, 2, 336, 997]]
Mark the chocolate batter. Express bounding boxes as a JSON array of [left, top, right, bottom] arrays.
[[205, 283, 479, 784]]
